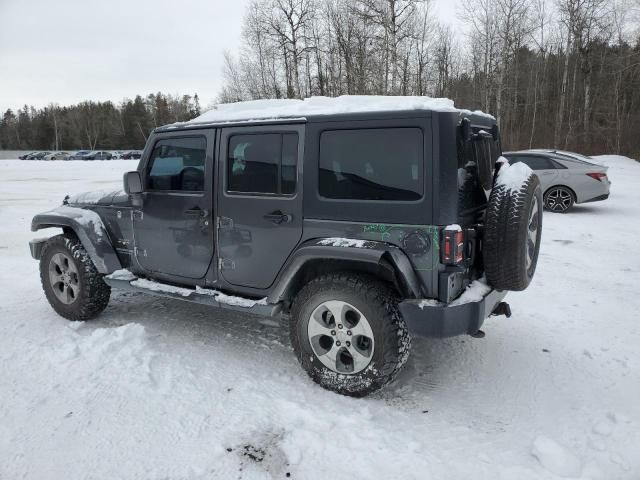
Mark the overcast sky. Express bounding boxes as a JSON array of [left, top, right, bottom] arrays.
[[0, 0, 459, 113]]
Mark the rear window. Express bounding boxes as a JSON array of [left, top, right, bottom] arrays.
[[227, 132, 298, 195], [319, 128, 423, 201]]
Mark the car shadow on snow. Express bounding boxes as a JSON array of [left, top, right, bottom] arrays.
[[101, 290, 291, 350], [89, 289, 516, 410], [555, 203, 623, 215]]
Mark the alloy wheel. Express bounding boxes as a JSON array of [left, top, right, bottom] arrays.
[[545, 187, 573, 212], [307, 300, 375, 374], [526, 196, 540, 272], [49, 252, 80, 304]]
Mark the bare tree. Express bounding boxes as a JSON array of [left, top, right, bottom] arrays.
[[460, 0, 499, 111], [211, 0, 640, 157]]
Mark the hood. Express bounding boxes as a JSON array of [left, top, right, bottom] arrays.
[[64, 189, 128, 206]]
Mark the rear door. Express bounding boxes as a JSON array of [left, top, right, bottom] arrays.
[[217, 124, 304, 289]]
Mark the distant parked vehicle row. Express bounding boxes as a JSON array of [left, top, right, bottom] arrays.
[[44, 151, 70, 160], [503, 149, 611, 213], [70, 151, 113, 160], [120, 150, 142, 159], [19, 150, 143, 161], [19, 151, 52, 160]]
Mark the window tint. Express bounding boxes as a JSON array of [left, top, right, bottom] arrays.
[[510, 155, 554, 170], [147, 136, 206, 191], [319, 128, 423, 201], [227, 133, 298, 195], [471, 136, 499, 190]]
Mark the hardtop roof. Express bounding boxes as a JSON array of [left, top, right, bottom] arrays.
[[156, 96, 495, 133]]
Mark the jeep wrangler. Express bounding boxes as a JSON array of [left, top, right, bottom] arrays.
[[29, 97, 542, 397]]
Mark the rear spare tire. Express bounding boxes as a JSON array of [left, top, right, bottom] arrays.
[[484, 162, 543, 291]]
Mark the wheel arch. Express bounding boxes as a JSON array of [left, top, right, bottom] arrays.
[[267, 239, 424, 307], [31, 206, 121, 273]]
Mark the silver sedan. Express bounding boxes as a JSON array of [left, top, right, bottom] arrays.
[[503, 150, 611, 213]]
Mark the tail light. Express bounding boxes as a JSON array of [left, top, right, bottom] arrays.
[[443, 226, 465, 265], [586, 172, 607, 182]]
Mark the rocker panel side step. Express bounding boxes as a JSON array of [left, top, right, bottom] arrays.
[[103, 276, 281, 317]]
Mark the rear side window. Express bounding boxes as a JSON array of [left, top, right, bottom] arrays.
[[510, 155, 554, 170], [227, 133, 298, 195], [147, 136, 206, 191], [319, 128, 423, 201]]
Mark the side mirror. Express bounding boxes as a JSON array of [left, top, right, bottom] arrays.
[[123, 171, 142, 194]]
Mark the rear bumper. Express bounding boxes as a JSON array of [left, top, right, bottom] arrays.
[[399, 289, 508, 338], [582, 193, 609, 203]]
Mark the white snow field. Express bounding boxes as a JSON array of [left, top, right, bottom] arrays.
[[1, 156, 639, 480]]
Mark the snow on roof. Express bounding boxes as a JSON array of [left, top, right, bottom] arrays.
[[185, 95, 493, 125]]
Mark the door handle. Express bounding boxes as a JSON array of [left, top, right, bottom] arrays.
[[185, 207, 209, 218], [264, 210, 292, 225]]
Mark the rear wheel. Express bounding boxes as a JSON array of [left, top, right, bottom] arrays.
[[40, 234, 111, 320], [289, 273, 410, 397], [544, 186, 575, 213]]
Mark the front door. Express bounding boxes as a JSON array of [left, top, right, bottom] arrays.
[[217, 125, 304, 289], [133, 130, 215, 279]]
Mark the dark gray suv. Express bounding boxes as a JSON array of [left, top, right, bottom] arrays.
[[29, 99, 543, 396]]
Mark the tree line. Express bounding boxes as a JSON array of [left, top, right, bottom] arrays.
[[0, 93, 201, 151], [219, 0, 640, 156]]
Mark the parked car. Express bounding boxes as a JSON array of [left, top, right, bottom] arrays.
[[503, 150, 610, 213], [110, 151, 125, 159], [29, 151, 52, 160], [68, 150, 92, 160], [29, 98, 542, 396], [19, 151, 38, 160], [121, 150, 143, 160], [43, 152, 70, 161], [75, 150, 113, 161]]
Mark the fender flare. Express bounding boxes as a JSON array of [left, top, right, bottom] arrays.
[[31, 206, 122, 273], [267, 238, 424, 303]]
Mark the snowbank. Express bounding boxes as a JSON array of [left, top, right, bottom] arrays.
[[532, 435, 582, 477], [186, 96, 493, 125], [1, 156, 639, 479]]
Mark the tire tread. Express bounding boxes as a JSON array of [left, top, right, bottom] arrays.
[[40, 234, 111, 321], [289, 273, 410, 396]]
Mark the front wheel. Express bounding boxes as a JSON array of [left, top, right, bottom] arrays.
[[289, 274, 410, 397], [40, 234, 111, 320]]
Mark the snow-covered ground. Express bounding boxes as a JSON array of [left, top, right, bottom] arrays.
[[1, 157, 639, 480]]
